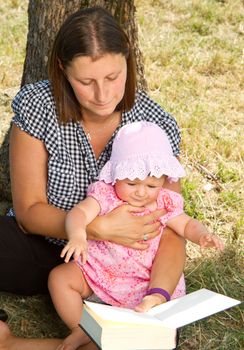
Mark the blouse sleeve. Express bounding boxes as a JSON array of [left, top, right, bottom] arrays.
[[158, 189, 184, 226], [11, 80, 55, 142], [87, 181, 121, 215]]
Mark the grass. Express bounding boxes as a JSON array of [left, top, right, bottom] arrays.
[[0, 0, 243, 348], [136, 1, 244, 348]]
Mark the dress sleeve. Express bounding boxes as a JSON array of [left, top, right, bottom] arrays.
[[157, 189, 184, 226], [11, 81, 54, 142], [87, 181, 122, 215]]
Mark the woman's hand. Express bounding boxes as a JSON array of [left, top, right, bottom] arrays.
[[87, 204, 166, 249]]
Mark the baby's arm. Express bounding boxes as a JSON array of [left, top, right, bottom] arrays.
[[61, 197, 101, 263], [166, 214, 224, 251]]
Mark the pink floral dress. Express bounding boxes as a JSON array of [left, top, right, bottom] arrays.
[[77, 181, 185, 309]]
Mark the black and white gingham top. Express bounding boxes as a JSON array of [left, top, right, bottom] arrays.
[[11, 80, 181, 245]]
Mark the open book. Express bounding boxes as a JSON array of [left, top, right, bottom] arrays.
[[79, 288, 240, 350]]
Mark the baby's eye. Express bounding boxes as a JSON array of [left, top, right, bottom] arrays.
[[127, 183, 136, 186], [148, 185, 156, 188]]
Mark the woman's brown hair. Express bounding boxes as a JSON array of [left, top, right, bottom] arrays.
[[48, 7, 137, 123]]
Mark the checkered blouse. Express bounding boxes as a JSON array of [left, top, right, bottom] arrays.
[[11, 80, 181, 245]]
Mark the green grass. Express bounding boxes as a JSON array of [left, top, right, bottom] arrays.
[[0, 1, 27, 88], [136, 1, 244, 348], [0, 0, 243, 348]]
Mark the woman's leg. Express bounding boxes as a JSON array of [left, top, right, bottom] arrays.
[[0, 320, 62, 350], [0, 216, 63, 295], [48, 262, 93, 350], [135, 227, 186, 312], [0, 321, 99, 350]]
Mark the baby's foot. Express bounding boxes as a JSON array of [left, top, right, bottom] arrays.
[[56, 326, 90, 350], [134, 294, 166, 313], [0, 321, 15, 350]]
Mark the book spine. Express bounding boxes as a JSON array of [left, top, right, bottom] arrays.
[[79, 325, 102, 350]]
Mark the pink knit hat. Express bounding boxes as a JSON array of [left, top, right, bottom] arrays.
[[99, 121, 186, 184]]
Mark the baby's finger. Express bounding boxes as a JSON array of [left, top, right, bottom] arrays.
[[60, 245, 70, 258], [64, 248, 75, 263], [200, 241, 207, 248], [215, 238, 225, 251], [73, 249, 81, 262], [73, 246, 84, 261], [82, 250, 87, 264], [204, 234, 213, 242]]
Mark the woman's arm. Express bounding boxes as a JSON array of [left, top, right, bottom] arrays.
[[134, 178, 186, 311], [10, 124, 182, 252], [10, 125, 67, 238], [134, 227, 186, 312], [10, 125, 160, 246], [86, 177, 181, 247], [148, 227, 186, 295]]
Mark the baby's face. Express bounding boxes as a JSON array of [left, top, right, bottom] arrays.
[[114, 176, 166, 208]]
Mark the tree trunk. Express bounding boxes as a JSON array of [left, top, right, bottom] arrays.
[[0, 0, 147, 203]]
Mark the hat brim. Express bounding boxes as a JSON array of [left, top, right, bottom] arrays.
[[99, 154, 186, 185]]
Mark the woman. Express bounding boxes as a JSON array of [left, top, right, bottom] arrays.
[[0, 7, 185, 349]]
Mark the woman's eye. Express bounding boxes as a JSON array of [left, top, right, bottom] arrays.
[[107, 75, 118, 81], [79, 80, 92, 86]]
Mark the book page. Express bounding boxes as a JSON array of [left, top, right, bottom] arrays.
[[84, 301, 163, 325], [84, 289, 240, 329], [147, 289, 241, 328]]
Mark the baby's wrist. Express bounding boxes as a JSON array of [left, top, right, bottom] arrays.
[[146, 288, 171, 302]]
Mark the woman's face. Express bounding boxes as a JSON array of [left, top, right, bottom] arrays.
[[65, 53, 127, 119]]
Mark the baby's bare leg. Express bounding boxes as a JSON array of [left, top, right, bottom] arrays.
[[48, 262, 93, 350]]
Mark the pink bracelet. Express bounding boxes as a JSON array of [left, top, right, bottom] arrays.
[[146, 288, 171, 302]]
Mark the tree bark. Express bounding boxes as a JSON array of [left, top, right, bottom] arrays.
[[0, 0, 147, 203]]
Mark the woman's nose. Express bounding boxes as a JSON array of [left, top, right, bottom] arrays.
[[95, 81, 108, 102]]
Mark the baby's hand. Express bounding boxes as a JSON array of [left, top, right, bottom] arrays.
[[60, 238, 88, 264], [199, 233, 224, 251], [134, 294, 166, 313]]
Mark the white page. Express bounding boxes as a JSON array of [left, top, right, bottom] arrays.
[[148, 289, 241, 328], [84, 301, 163, 325], [84, 289, 240, 329]]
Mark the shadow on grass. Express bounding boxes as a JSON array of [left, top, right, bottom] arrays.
[[0, 292, 68, 338]]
